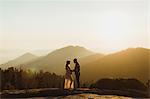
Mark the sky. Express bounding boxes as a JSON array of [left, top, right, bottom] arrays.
[[0, 0, 149, 63]]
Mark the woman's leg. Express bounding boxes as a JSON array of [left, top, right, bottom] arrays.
[[64, 78, 69, 89], [70, 79, 73, 88], [64, 79, 67, 89], [70, 75, 74, 89]]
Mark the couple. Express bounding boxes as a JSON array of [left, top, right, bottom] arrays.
[[64, 58, 80, 89]]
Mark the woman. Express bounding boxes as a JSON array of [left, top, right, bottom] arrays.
[[64, 60, 74, 89]]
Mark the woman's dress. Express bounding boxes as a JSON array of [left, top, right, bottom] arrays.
[[64, 65, 74, 89]]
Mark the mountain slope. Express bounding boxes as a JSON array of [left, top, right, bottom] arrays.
[[81, 48, 150, 84], [26, 46, 95, 74], [0, 53, 38, 68], [79, 53, 104, 65]]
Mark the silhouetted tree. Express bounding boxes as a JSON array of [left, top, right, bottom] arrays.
[[0, 67, 64, 90]]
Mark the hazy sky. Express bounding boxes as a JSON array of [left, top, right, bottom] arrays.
[[0, 0, 149, 54]]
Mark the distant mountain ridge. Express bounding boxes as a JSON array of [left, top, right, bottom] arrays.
[[0, 46, 96, 74], [0, 53, 38, 68], [81, 47, 150, 84], [26, 46, 95, 74]]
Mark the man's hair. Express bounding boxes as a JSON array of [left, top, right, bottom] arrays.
[[74, 58, 77, 62]]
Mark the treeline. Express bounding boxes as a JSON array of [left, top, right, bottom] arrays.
[[0, 67, 149, 92], [90, 78, 148, 91], [0, 67, 64, 90]]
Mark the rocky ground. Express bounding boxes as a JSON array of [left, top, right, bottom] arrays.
[[27, 94, 133, 99], [0, 88, 149, 98]]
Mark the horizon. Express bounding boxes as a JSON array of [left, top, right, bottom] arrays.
[[0, 45, 149, 64]]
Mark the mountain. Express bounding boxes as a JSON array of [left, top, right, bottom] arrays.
[[30, 49, 53, 56], [0, 49, 29, 64], [26, 46, 95, 74], [79, 53, 104, 65], [0, 53, 38, 69], [81, 47, 150, 84]]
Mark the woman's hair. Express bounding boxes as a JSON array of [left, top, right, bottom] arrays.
[[66, 60, 70, 65], [66, 60, 70, 69]]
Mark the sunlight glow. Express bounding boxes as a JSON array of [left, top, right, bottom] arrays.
[[0, 0, 148, 55]]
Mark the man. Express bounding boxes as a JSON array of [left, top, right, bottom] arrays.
[[73, 58, 80, 88]]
